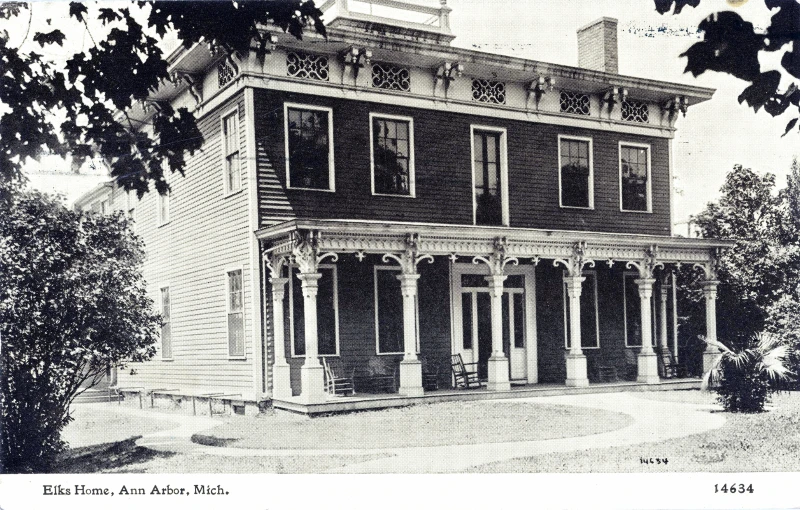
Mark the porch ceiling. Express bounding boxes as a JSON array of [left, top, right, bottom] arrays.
[[255, 218, 734, 265]]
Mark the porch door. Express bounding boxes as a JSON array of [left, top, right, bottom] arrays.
[[451, 264, 537, 383]]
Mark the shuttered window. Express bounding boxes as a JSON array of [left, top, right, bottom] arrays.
[[227, 270, 245, 357]]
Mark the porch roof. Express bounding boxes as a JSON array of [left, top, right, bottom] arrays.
[[255, 218, 734, 265]]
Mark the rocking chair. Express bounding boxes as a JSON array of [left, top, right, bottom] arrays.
[[450, 354, 483, 389], [322, 357, 355, 396], [657, 346, 688, 379]]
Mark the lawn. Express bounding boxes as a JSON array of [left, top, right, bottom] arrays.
[[470, 390, 800, 473], [191, 400, 633, 450]]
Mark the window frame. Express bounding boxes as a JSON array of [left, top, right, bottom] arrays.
[[225, 266, 246, 360], [369, 112, 416, 198], [373, 265, 420, 355], [562, 270, 600, 350], [557, 135, 594, 210], [221, 107, 243, 197], [159, 284, 173, 360], [157, 189, 170, 226], [470, 124, 510, 226], [283, 102, 336, 192], [288, 263, 340, 358], [618, 141, 653, 213]]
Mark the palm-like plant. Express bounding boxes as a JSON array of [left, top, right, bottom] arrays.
[[701, 332, 794, 413]]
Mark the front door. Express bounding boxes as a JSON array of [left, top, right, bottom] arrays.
[[451, 264, 538, 383]]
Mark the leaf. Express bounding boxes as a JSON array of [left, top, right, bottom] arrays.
[[68, 2, 86, 23], [783, 118, 799, 137], [654, 0, 700, 15], [98, 8, 120, 24], [32, 30, 65, 47], [680, 11, 764, 81], [738, 70, 782, 112]]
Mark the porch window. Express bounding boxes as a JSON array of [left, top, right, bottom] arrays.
[[285, 104, 334, 191], [371, 115, 414, 196], [222, 110, 241, 194], [374, 267, 404, 354], [160, 286, 172, 359], [472, 128, 507, 226], [289, 265, 339, 356], [563, 271, 600, 349], [227, 269, 245, 358], [623, 273, 642, 347], [558, 136, 593, 209], [620, 144, 651, 212]]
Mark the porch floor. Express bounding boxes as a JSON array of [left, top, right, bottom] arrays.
[[272, 378, 702, 415]]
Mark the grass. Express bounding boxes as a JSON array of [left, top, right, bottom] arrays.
[[193, 400, 632, 450], [61, 403, 175, 448], [469, 390, 800, 473]]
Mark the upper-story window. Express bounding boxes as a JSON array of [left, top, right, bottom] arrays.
[[372, 63, 410, 92], [157, 189, 170, 225], [286, 51, 329, 82], [370, 114, 414, 197], [558, 135, 594, 209], [621, 99, 649, 123], [619, 143, 651, 212], [227, 269, 245, 358], [160, 286, 172, 359], [560, 91, 591, 116], [472, 79, 506, 104], [284, 104, 335, 191], [99, 198, 109, 215], [472, 126, 508, 226], [218, 60, 236, 88], [222, 110, 241, 194]]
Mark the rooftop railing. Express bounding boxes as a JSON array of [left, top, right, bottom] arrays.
[[319, 0, 452, 36]]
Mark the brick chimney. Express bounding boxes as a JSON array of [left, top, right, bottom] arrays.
[[577, 17, 618, 74]]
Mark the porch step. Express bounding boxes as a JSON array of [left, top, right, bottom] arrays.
[[273, 378, 702, 416]]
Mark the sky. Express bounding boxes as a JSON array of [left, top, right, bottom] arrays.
[[16, 0, 800, 231]]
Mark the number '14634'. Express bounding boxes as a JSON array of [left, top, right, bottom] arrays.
[[715, 484, 754, 494]]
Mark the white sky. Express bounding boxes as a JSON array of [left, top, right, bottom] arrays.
[[16, 0, 800, 230]]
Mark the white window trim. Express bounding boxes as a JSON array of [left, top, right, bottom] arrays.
[[618, 141, 653, 213], [470, 125, 510, 226], [288, 264, 340, 358], [283, 102, 336, 192], [557, 135, 595, 210], [221, 106, 243, 197], [373, 265, 420, 355], [562, 270, 600, 350], [158, 283, 173, 360], [225, 266, 246, 360], [157, 189, 170, 226], [369, 112, 416, 198], [623, 271, 642, 348]]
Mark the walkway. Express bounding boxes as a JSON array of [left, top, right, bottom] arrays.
[[119, 391, 724, 473]]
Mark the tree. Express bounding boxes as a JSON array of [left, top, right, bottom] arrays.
[[655, 0, 800, 136], [0, 191, 161, 473], [0, 1, 326, 198]]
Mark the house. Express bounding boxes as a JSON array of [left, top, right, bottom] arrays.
[[75, 0, 731, 414]]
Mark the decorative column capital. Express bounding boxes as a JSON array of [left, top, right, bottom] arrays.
[[702, 280, 720, 299], [554, 241, 594, 277], [634, 278, 656, 299], [396, 273, 421, 297], [563, 275, 586, 298], [291, 229, 338, 274], [626, 245, 663, 279], [264, 252, 288, 279], [383, 233, 434, 275], [297, 272, 322, 299], [269, 277, 290, 300], [484, 273, 508, 297], [473, 237, 519, 276]]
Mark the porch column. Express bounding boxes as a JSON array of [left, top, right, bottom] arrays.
[[397, 273, 424, 397], [297, 272, 326, 403], [486, 274, 511, 392], [564, 275, 589, 387], [659, 281, 669, 351], [702, 280, 720, 374], [270, 277, 291, 399], [635, 278, 660, 384]]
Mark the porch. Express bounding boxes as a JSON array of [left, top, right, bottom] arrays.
[[272, 377, 702, 415], [257, 219, 732, 408]]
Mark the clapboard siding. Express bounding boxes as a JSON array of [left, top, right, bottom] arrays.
[[254, 89, 671, 235], [116, 90, 258, 398]]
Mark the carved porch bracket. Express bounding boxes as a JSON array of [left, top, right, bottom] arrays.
[[553, 241, 595, 277], [434, 61, 463, 99], [472, 237, 519, 275], [382, 233, 434, 275], [527, 75, 555, 110], [626, 245, 664, 279], [263, 252, 288, 279], [171, 71, 203, 105], [291, 230, 338, 274], [693, 247, 722, 281], [340, 46, 372, 84]]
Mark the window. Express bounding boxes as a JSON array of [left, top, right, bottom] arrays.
[[100, 199, 109, 215], [227, 269, 245, 358], [222, 110, 241, 194], [472, 127, 508, 226], [619, 143, 651, 212], [286, 52, 329, 81], [563, 271, 599, 349], [157, 190, 170, 225], [371, 114, 414, 196], [558, 136, 593, 209], [289, 265, 339, 356], [623, 273, 642, 347], [372, 63, 410, 92], [160, 286, 172, 359], [218, 60, 235, 88], [621, 99, 649, 123], [560, 91, 590, 115], [472, 79, 506, 104], [284, 104, 334, 191]]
